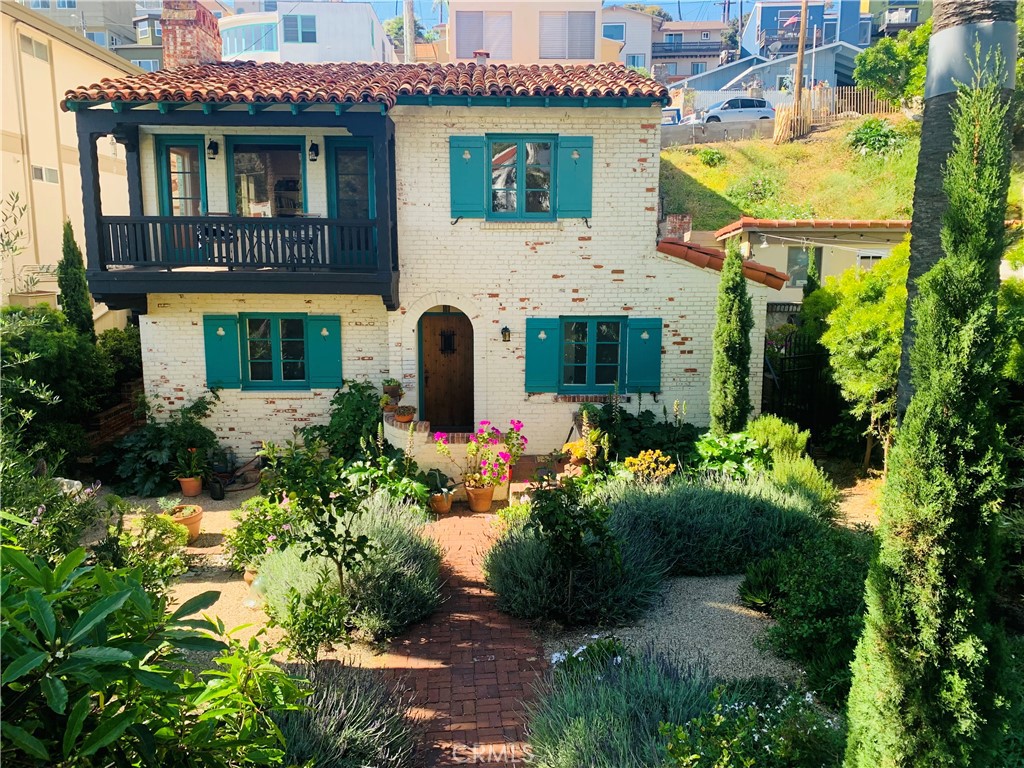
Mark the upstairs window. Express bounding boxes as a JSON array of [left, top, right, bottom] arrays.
[[132, 58, 160, 71], [602, 22, 625, 41], [57, 0, 76, 7], [29, 0, 50, 8], [449, 135, 592, 221], [691, 61, 707, 75], [283, 14, 316, 43], [229, 138, 305, 217], [488, 137, 554, 220], [539, 11, 595, 59], [19, 34, 49, 61], [701, 30, 711, 40], [85, 31, 107, 46], [626, 53, 645, 68], [222, 23, 279, 55], [455, 10, 512, 59]]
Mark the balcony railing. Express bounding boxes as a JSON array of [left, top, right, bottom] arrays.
[[758, 29, 825, 53], [652, 41, 725, 57], [101, 216, 381, 272]]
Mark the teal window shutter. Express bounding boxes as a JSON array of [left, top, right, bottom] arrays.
[[307, 315, 342, 388], [449, 136, 487, 218], [625, 318, 662, 392], [525, 318, 561, 393], [556, 136, 593, 219], [203, 315, 241, 389]]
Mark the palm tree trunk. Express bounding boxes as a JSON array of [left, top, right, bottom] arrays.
[[895, 0, 1018, 421]]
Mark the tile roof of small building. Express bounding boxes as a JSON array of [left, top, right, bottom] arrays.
[[62, 61, 668, 110], [657, 238, 789, 291], [715, 217, 912, 240]]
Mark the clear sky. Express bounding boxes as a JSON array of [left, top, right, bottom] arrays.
[[363, 1, 738, 29]]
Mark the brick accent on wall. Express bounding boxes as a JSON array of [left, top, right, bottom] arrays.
[[162, 0, 222, 69]]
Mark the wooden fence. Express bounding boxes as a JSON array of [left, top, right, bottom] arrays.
[[774, 87, 901, 143]]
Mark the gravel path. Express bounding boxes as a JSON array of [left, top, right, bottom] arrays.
[[545, 575, 800, 682]]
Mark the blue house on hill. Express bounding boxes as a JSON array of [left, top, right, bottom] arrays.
[[686, 0, 871, 91]]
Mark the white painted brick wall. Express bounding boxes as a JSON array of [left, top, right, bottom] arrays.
[[137, 106, 772, 460]]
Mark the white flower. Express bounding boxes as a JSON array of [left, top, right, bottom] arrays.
[[572, 645, 587, 657], [551, 651, 567, 664]]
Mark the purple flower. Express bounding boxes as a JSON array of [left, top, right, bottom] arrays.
[[510, 419, 524, 432], [267, 534, 277, 542], [281, 523, 291, 532], [498, 451, 511, 463]]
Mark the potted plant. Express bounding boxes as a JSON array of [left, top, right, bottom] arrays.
[[394, 405, 416, 424], [435, 420, 528, 513], [427, 469, 454, 515], [380, 394, 397, 413], [174, 447, 206, 498], [382, 377, 404, 400], [158, 496, 203, 544]]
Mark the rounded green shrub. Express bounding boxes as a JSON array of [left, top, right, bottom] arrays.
[[747, 414, 810, 460]]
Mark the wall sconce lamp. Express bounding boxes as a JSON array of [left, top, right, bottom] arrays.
[[320, 326, 330, 338], [500, 326, 511, 342], [640, 330, 650, 341], [215, 326, 225, 337], [206, 139, 219, 160], [571, 149, 581, 162], [308, 141, 320, 162], [462, 149, 472, 161], [537, 330, 547, 341], [759, 233, 769, 249]]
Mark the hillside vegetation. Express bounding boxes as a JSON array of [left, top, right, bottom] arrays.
[[661, 117, 1024, 232]]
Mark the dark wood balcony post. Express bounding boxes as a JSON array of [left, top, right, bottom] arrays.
[[373, 118, 394, 276], [113, 125, 144, 218], [76, 123, 104, 272]]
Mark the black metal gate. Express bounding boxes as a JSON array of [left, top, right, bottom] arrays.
[[762, 334, 843, 436]]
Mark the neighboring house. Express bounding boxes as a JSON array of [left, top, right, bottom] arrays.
[[686, 40, 863, 90], [861, 0, 932, 39], [112, 13, 163, 72], [653, 20, 729, 84], [219, 2, 395, 64], [16, 0, 137, 50], [63, 3, 787, 473], [715, 217, 910, 304], [1, 0, 133, 330], [741, 0, 869, 58], [600, 5, 659, 71], [441, 0, 620, 65]]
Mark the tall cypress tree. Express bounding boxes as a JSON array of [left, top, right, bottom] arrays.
[[803, 246, 820, 299], [709, 238, 753, 435], [844, 65, 1012, 767], [57, 220, 94, 342]]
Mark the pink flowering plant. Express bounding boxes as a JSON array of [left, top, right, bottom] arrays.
[[434, 419, 528, 489]]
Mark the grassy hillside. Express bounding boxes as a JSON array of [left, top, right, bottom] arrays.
[[661, 117, 1024, 232]]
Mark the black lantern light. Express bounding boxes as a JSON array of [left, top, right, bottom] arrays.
[[206, 139, 219, 159], [500, 326, 511, 343], [308, 141, 320, 162]]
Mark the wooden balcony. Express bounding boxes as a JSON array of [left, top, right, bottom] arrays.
[[90, 215, 399, 309], [652, 41, 725, 58]]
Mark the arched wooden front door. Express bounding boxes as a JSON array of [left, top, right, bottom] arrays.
[[419, 308, 474, 432]]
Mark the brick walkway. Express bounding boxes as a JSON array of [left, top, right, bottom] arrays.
[[375, 504, 545, 767]]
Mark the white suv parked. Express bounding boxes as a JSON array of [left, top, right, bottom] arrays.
[[687, 97, 775, 123]]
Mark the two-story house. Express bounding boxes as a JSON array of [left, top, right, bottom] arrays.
[[861, 0, 932, 39], [599, 5, 660, 71], [653, 20, 729, 84], [63, 0, 785, 476]]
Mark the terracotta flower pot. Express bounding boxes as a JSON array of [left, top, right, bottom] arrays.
[[395, 413, 414, 423], [429, 493, 453, 515], [383, 404, 398, 413], [178, 476, 202, 497], [243, 567, 257, 586], [466, 485, 495, 513], [383, 384, 402, 399], [172, 504, 203, 544]]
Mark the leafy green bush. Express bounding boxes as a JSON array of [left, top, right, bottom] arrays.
[[97, 325, 142, 385], [697, 147, 726, 167], [756, 525, 876, 707], [769, 455, 840, 522], [93, 501, 190, 591], [726, 172, 780, 206], [483, 495, 668, 627], [0, 547, 308, 766], [662, 686, 844, 768], [847, 116, 907, 155], [585, 400, 699, 463], [527, 645, 738, 768], [259, 438, 347, 503], [747, 414, 809, 460], [276, 662, 417, 768], [0, 445, 103, 562], [302, 379, 381, 460], [261, 493, 442, 644], [103, 393, 220, 497], [0, 304, 114, 462], [605, 476, 819, 576], [737, 555, 784, 613], [224, 495, 303, 572], [692, 432, 768, 479]]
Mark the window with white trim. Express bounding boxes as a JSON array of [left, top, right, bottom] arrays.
[[701, 30, 711, 40], [626, 54, 646, 68], [132, 59, 160, 71], [455, 10, 512, 59], [857, 250, 886, 269], [19, 35, 49, 61], [283, 14, 316, 43], [602, 22, 625, 41], [31, 166, 59, 184], [539, 11, 595, 59]]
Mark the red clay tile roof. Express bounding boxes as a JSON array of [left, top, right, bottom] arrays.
[[62, 61, 668, 110], [715, 217, 911, 240], [657, 238, 789, 291]]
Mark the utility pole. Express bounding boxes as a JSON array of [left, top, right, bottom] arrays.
[[736, 0, 743, 58], [403, 0, 415, 64], [792, 0, 809, 132]]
